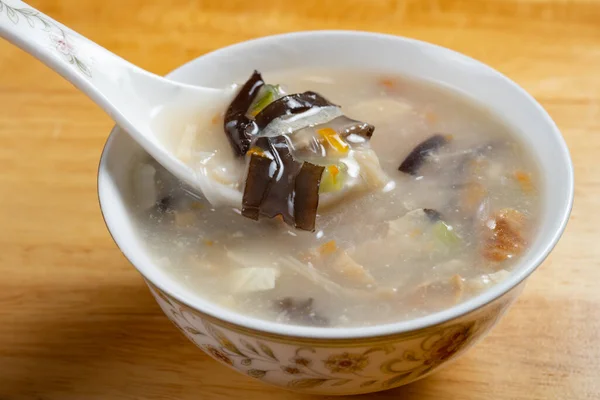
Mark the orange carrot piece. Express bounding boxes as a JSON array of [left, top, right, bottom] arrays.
[[246, 146, 267, 157], [379, 78, 396, 89], [462, 182, 487, 213], [425, 110, 438, 124], [513, 170, 534, 193], [327, 165, 340, 184], [409, 228, 422, 238], [318, 240, 338, 256], [317, 128, 349, 154]]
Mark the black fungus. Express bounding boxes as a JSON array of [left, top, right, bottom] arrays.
[[156, 196, 174, 213], [257, 136, 303, 226], [241, 138, 273, 221], [275, 297, 329, 327], [330, 115, 375, 140], [254, 91, 336, 130], [223, 71, 264, 156], [241, 136, 324, 231], [423, 208, 443, 222], [294, 162, 325, 231], [398, 134, 449, 175]]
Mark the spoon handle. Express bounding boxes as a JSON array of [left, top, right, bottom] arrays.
[[0, 0, 172, 121], [0, 0, 97, 75]]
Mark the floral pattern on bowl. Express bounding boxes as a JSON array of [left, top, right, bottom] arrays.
[[147, 282, 522, 395]]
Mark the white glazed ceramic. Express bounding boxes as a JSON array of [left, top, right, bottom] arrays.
[[98, 31, 573, 395], [0, 0, 237, 203]]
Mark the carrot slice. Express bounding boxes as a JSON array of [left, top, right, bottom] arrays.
[[317, 127, 349, 154], [425, 110, 438, 124], [246, 146, 268, 158], [379, 77, 396, 89], [462, 182, 487, 213], [513, 170, 534, 193], [318, 240, 338, 256]]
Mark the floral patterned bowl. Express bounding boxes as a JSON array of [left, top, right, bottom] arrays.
[[97, 31, 573, 395], [145, 280, 522, 394]]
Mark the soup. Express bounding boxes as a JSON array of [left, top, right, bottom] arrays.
[[131, 69, 540, 327]]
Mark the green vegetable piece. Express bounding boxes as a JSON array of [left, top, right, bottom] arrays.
[[319, 163, 348, 193], [249, 84, 282, 117], [432, 220, 460, 247]]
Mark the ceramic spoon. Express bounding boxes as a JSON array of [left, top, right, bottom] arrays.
[[0, 0, 238, 204]]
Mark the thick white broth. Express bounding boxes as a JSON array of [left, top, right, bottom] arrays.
[[133, 70, 540, 327]]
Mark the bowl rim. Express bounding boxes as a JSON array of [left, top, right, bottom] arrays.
[[97, 30, 574, 340]]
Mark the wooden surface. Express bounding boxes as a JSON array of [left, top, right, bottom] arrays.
[[0, 0, 598, 399]]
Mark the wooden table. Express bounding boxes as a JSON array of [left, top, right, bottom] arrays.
[[0, 0, 598, 399]]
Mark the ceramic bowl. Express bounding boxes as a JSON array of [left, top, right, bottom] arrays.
[[97, 31, 573, 395]]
